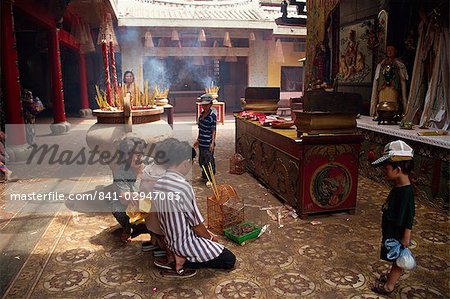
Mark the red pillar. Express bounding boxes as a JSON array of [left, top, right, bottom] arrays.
[[79, 52, 89, 110], [48, 28, 66, 123], [1, 0, 26, 145]]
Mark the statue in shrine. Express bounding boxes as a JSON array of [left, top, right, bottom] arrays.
[[289, 0, 305, 15], [344, 30, 359, 77], [281, 0, 288, 19], [312, 43, 327, 84], [370, 45, 408, 123], [276, 0, 306, 25]]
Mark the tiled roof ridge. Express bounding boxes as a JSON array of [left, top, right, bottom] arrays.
[[118, 0, 270, 21], [126, 0, 260, 7]]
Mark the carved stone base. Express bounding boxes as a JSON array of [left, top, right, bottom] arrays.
[[79, 108, 92, 118], [50, 121, 71, 135]]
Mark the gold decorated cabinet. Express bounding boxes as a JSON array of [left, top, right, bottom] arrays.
[[235, 116, 364, 218]]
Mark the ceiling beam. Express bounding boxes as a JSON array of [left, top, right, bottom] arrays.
[[59, 29, 80, 50], [142, 47, 249, 57], [14, 0, 55, 29]]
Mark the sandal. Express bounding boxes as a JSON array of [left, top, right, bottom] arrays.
[[154, 258, 175, 270], [376, 274, 399, 286], [153, 250, 167, 257], [160, 268, 197, 278], [371, 282, 394, 295], [142, 242, 160, 252]]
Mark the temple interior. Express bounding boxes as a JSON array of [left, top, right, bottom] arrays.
[[1, 0, 449, 298]]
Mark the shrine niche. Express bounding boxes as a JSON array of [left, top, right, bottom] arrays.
[[337, 21, 374, 84]]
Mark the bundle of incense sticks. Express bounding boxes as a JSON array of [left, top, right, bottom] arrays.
[[144, 81, 149, 106], [202, 162, 219, 200], [154, 84, 169, 98], [113, 85, 125, 108], [205, 86, 220, 94], [97, 77, 159, 109], [95, 85, 112, 109]]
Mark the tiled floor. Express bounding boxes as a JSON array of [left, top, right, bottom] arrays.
[[1, 115, 449, 298]]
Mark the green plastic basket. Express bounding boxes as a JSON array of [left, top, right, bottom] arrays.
[[224, 222, 261, 245]]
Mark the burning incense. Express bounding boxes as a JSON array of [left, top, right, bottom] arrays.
[[205, 83, 220, 95], [154, 85, 169, 98], [144, 81, 149, 106], [95, 85, 112, 109], [95, 78, 158, 110], [133, 80, 137, 107]]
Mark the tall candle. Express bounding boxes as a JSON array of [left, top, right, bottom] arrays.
[[101, 35, 112, 105], [109, 39, 119, 104]]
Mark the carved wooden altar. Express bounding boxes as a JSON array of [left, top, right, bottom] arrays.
[[235, 116, 364, 218]]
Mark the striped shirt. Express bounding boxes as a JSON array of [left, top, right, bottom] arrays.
[[153, 170, 224, 262], [198, 109, 216, 148]]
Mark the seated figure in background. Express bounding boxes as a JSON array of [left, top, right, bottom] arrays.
[[370, 46, 409, 121], [123, 71, 135, 93]]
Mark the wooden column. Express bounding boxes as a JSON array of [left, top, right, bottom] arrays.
[[79, 52, 89, 110], [1, 0, 26, 145], [48, 28, 66, 123]]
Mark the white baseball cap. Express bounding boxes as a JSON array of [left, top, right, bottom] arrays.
[[372, 140, 414, 166], [198, 93, 213, 105]]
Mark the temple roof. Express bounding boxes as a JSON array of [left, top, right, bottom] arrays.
[[116, 0, 305, 31]]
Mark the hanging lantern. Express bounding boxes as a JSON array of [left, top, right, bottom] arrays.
[[81, 22, 95, 53], [158, 38, 167, 59], [106, 13, 118, 47], [73, 17, 95, 54], [198, 29, 207, 42], [157, 37, 164, 47], [171, 29, 180, 41], [97, 13, 118, 47], [145, 32, 154, 48], [249, 32, 256, 41], [223, 32, 232, 48], [275, 39, 285, 63], [193, 56, 205, 65], [71, 17, 83, 44]]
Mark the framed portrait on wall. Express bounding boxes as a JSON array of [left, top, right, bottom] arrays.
[[337, 19, 378, 84]]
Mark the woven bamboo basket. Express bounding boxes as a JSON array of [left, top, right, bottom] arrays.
[[229, 153, 246, 175], [207, 184, 244, 234]]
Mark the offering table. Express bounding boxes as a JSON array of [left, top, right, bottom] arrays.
[[235, 116, 364, 219]]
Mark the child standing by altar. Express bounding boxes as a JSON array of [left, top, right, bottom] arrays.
[[194, 94, 216, 186]]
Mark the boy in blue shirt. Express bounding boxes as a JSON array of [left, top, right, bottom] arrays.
[[194, 94, 216, 185]]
